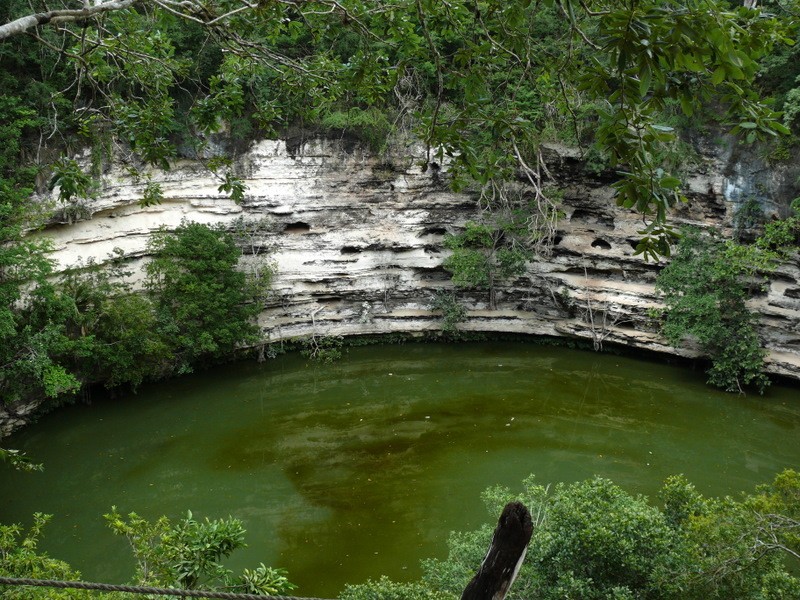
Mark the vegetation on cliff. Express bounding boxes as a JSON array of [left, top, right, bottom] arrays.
[[2, 1, 800, 397], [0, 0, 800, 400], [3, 4, 800, 598], [0, 221, 268, 409], [654, 200, 800, 393], [1, 1, 799, 246]]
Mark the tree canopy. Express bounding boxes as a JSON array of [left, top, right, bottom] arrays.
[[2, 0, 799, 256], [343, 470, 800, 600]]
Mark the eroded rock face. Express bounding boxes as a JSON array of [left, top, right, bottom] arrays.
[[28, 137, 800, 390]]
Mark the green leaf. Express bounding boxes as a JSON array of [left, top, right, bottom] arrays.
[[639, 66, 652, 98], [727, 49, 743, 68], [680, 95, 694, 117], [683, 53, 704, 73], [770, 122, 791, 135], [660, 176, 681, 190]]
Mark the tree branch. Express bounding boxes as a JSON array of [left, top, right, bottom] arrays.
[[0, 0, 138, 41]]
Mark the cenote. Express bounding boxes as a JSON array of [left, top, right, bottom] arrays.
[[1, 341, 799, 597]]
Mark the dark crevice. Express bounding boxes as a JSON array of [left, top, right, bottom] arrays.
[[591, 238, 612, 250], [570, 209, 615, 228], [284, 222, 311, 233], [420, 226, 447, 236]]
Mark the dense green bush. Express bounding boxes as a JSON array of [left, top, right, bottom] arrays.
[[1, 221, 269, 408], [0, 508, 294, 599], [431, 290, 468, 337], [0, 514, 114, 599], [342, 471, 800, 600], [105, 508, 295, 595], [655, 228, 775, 393], [443, 220, 530, 309], [3, 471, 798, 600], [145, 221, 264, 373]]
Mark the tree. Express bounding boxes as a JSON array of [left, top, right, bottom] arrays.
[[0, 0, 135, 40], [145, 221, 262, 372], [0, 508, 295, 599], [655, 227, 776, 393], [443, 220, 530, 310], [347, 471, 800, 600], [1, 1, 795, 258], [0, 514, 114, 600], [105, 508, 295, 595]]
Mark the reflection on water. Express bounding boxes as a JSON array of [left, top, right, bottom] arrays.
[[0, 341, 798, 596]]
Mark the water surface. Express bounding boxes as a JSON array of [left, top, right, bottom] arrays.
[[1, 342, 799, 596]]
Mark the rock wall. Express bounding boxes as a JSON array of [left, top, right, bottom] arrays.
[[33, 138, 800, 382]]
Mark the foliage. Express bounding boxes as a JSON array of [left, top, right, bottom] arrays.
[[49, 159, 94, 204], [1, 508, 291, 599], [240, 563, 296, 596], [105, 507, 290, 594], [140, 179, 164, 208], [301, 334, 345, 363], [0, 513, 119, 599], [0, 227, 77, 405], [319, 107, 395, 152], [655, 228, 775, 393], [217, 170, 248, 204], [145, 221, 261, 373], [340, 575, 451, 600], [1, 222, 269, 408], [105, 508, 295, 594], [5, 255, 170, 403], [555, 0, 794, 258], [431, 290, 467, 337], [401, 471, 800, 600], [2, 0, 798, 259], [443, 220, 530, 309], [758, 198, 800, 254], [1, 0, 800, 406], [0, 448, 43, 473]]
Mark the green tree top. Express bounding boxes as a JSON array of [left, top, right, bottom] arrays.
[[1, 0, 797, 257]]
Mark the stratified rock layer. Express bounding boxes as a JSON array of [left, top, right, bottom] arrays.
[[34, 138, 800, 381]]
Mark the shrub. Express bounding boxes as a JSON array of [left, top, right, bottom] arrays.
[[655, 228, 774, 393], [145, 221, 261, 372]]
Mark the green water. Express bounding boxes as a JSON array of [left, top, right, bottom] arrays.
[[1, 342, 799, 597]]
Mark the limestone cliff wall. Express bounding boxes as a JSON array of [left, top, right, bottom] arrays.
[[33, 138, 800, 382]]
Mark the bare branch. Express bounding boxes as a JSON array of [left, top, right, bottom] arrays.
[[416, 0, 444, 166], [0, 0, 138, 41]]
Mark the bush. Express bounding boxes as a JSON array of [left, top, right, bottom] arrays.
[[416, 471, 800, 600], [655, 228, 774, 393], [145, 221, 261, 372], [431, 290, 467, 337], [340, 576, 451, 600], [319, 107, 394, 152], [0, 514, 111, 599], [443, 221, 530, 309]]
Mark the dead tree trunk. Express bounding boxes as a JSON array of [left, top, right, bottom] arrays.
[[461, 502, 533, 600]]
